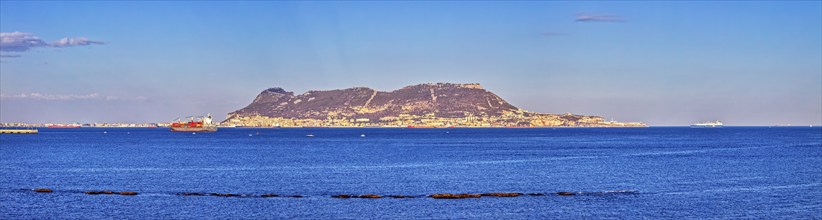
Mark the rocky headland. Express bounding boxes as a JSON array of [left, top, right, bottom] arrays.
[[223, 83, 645, 128]]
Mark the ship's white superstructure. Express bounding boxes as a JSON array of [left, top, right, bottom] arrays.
[[691, 121, 723, 128]]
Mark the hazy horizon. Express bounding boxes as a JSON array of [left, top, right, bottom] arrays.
[[1, 1, 820, 126]]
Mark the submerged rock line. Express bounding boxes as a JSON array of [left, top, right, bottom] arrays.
[[27, 188, 639, 199]]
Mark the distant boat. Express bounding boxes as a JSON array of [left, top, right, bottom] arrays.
[[691, 121, 723, 128], [170, 114, 217, 132], [306, 134, 315, 137]]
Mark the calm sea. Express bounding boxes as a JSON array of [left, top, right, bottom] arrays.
[[1, 127, 820, 219]]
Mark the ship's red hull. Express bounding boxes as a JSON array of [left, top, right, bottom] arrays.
[[170, 114, 217, 132]]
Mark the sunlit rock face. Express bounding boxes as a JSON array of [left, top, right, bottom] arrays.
[[228, 83, 518, 120]]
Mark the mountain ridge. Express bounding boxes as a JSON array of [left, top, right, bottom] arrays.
[[228, 83, 518, 119], [224, 83, 645, 127]]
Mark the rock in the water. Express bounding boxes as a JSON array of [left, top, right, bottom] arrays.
[[527, 193, 545, 196], [557, 191, 576, 196], [34, 188, 53, 193], [84, 191, 109, 195], [480, 192, 522, 197], [261, 194, 279, 197], [430, 193, 481, 199], [118, 191, 138, 196], [388, 195, 415, 198], [179, 192, 206, 196], [211, 193, 238, 197], [331, 194, 352, 198], [357, 194, 382, 199]]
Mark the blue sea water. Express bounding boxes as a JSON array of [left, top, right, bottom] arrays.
[[1, 127, 820, 219]]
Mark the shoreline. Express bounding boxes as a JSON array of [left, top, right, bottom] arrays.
[[2, 126, 818, 129]]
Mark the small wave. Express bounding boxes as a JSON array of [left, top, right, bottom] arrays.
[[575, 190, 640, 195], [622, 143, 819, 157], [667, 176, 769, 186], [49, 155, 608, 173], [663, 182, 822, 195], [39, 143, 820, 173]]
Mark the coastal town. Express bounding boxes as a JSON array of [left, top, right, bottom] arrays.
[[223, 111, 646, 128], [1, 111, 645, 128], [1, 83, 649, 129]]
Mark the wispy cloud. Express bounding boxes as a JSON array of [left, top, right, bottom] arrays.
[[0, 93, 146, 101], [0, 32, 48, 52], [51, 37, 104, 47], [0, 93, 101, 100], [575, 13, 625, 22], [0, 32, 104, 55]]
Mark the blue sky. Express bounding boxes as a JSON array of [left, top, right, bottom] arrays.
[[1, 1, 820, 125]]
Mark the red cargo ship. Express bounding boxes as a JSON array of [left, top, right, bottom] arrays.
[[170, 114, 217, 132]]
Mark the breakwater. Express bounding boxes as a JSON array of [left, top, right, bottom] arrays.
[[26, 188, 639, 199]]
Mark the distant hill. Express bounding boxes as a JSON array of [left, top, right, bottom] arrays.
[[228, 83, 518, 120], [224, 83, 646, 127]]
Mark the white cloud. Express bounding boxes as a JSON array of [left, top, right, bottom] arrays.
[[0, 32, 104, 55], [52, 37, 104, 47], [0, 32, 48, 52], [0, 93, 100, 100], [575, 13, 625, 22], [0, 93, 146, 101]]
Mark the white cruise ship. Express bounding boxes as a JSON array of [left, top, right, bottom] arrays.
[[690, 121, 723, 128]]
